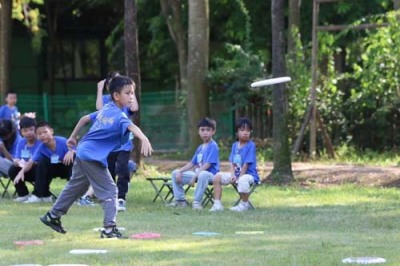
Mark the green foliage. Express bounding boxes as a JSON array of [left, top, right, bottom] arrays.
[[344, 11, 400, 150], [207, 44, 267, 110], [12, 0, 45, 53]]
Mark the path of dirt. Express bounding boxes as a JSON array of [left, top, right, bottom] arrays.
[[144, 158, 400, 188]]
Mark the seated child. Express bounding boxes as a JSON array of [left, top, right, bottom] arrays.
[[8, 117, 41, 202], [209, 117, 259, 212], [0, 119, 22, 175], [14, 121, 75, 203], [169, 117, 219, 209]]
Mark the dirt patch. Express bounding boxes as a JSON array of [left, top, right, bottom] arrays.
[[145, 159, 400, 188]]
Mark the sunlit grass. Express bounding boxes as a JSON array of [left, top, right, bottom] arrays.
[[1, 174, 400, 265]]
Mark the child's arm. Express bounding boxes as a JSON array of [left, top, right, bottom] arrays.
[[0, 141, 13, 161], [13, 160, 35, 184], [239, 163, 249, 177], [188, 163, 211, 186], [127, 124, 153, 156], [67, 115, 91, 148], [96, 79, 106, 110]]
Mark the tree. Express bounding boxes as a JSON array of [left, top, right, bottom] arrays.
[[266, 0, 294, 184], [0, 0, 12, 99], [288, 0, 301, 54], [124, 0, 143, 165], [187, 0, 209, 152]]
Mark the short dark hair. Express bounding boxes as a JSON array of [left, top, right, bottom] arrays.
[[0, 119, 14, 138], [19, 116, 36, 129], [35, 121, 52, 131], [235, 117, 252, 131], [197, 117, 216, 130], [6, 90, 17, 96], [108, 75, 135, 101]]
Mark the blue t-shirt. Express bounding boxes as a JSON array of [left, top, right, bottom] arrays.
[[102, 95, 133, 152], [15, 138, 41, 161], [77, 102, 133, 167], [32, 136, 69, 163], [0, 105, 19, 128], [0, 104, 19, 120], [229, 140, 259, 182], [190, 139, 220, 175]]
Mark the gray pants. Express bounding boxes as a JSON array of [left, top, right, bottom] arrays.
[[0, 157, 12, 176], [50, 157, 118, 228]]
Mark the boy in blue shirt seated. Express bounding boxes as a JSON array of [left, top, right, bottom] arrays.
[[0, 119, 22, 175], [209, 117, 259, 212], [9, 116, 41, 202], [40, 75, 153, 238], [168, 117, 220, 209], [13, 121, 75, 203]]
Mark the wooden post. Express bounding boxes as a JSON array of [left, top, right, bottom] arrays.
[[309, 0, 319, 159]]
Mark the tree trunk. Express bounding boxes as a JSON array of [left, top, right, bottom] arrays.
[[124, 0, 143, 166], [0, 0, 12, 100], [187, 0, 209, 153], [160, 0, 188, 146], [160, 0, 187, 91], [288, 0, 301, 54], [265, 0, 294, 184]]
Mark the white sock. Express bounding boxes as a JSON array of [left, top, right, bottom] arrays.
[[213, 199, 221, 205]]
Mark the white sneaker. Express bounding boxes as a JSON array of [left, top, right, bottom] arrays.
[[117, 199, 126, 212], [24, 195, 53, 203], [229, 201, 251, 212], [209, 203, 224, 212], [192, 201, 203, 210], [14, 195, 30, 202]]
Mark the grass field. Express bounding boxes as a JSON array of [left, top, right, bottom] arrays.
[[1, 174, 400, 266]]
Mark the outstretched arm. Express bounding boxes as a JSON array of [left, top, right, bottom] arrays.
[[67, 115, 91, 148], [128, 124, 153, 157]]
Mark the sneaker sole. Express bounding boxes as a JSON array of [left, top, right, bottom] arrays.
[[39, 216, 67, 234]]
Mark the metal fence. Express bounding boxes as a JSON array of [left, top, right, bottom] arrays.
[[18, 91, 234, 151]]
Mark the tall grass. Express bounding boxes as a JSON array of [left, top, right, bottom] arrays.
[[1, 175, 400, 265]]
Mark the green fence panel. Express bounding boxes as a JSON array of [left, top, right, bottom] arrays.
[[18, 92, 233, 151]]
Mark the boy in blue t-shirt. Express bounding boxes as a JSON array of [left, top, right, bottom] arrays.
[[13, 121, 75, 203], [0, 91, 20, 129], [0, 119, 23, 175], [169, 117, 220, 209], [209, 117, 259, 212], [8, 117, 41, 202], [40, 75, 153, 239]]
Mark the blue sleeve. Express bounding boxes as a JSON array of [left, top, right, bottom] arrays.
[[243, 142, 257, 164], [203, 142, 219, 164], [0, 106, 4, 118], [89, 111, 98, 122], [32, 145, 44, 162]]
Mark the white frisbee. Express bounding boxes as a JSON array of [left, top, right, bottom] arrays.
[[251, 77, 291, 88], [342, 257, 386, 264], [69, 249, 108, 254]]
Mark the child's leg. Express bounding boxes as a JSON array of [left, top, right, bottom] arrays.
[[236, 174, 255, 203], [213, 172, 231, 200], [50, 158, 90, 218], [106, 152, 118, 182], [171, 169, 196, 201], [8, 165, 29, 197], [115, 151, 130, 200], [193, 171, 214, 203], [84, 160, 118, 229]]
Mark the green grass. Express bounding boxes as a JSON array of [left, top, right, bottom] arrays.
[[2, 176, 400, 265]]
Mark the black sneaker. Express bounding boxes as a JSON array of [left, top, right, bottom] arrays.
[[40, 212, 67, 234], [100, 227, 123, 238]]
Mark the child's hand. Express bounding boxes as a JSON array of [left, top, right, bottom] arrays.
[[63, 150, 75, 165], [97, 79, 106, 91], [14, 171, 25, 185], [140, 138, 153, 157], [67, 138, 77, 149]]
